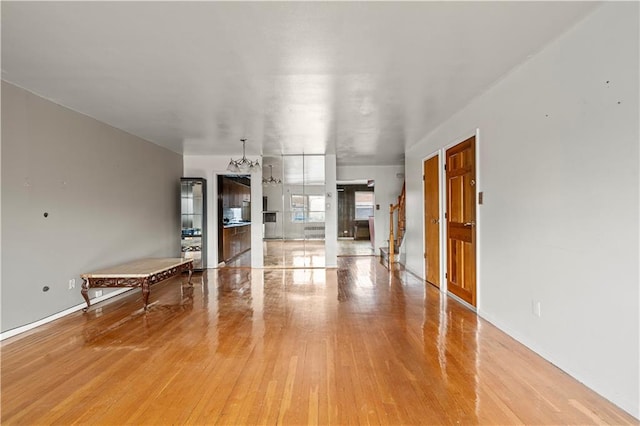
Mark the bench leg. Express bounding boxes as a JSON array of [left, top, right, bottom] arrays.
[[142, 278, 151, 310], [81, 279, 91, 312], [187, 263, 193, 286]]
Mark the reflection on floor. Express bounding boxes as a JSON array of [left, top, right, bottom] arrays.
[[337, 238, 374, 256], [1, 258, 634, 424], [223, 239, 375, 269], [263, 240, 326, 268], [223, 249, 251, 268]]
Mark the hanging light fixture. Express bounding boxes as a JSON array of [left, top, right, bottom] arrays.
[[227, 139, 261, 173], [262, 164, 282, 185]]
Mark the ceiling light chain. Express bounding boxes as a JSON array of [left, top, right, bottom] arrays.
[[227, 139, 261, 173], [262, 164, 282, 185]]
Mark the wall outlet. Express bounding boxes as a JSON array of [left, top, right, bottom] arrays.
[[532, 300, 542, 317], [68, 278, 76, 290], [95, 290, 103, 298]]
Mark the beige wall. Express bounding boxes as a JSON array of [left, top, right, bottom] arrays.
[[1, 81, 183, 332], [403, 3, 639, 417]]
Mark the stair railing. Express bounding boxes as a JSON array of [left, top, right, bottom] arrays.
[[388, 181, 406, 265]]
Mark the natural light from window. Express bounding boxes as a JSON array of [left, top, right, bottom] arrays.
[[291, 194, 325, 222], [354, 191, 374, 220]]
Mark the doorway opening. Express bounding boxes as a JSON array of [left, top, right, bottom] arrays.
[[337, 183, 375, 257], [218, 174, 252, 268]]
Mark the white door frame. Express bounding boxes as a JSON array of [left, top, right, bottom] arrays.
[[425, 128, 481, 310]]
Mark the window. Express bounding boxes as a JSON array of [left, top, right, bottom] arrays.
[[291, 194, 325, 222], [354, 191, 374, 219], [291, 195, 306, 222]]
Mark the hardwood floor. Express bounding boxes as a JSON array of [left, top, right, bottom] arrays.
[[337, 238, 375, 257], [224, 239, 375, 269], [224, 248, 252, 268], [264, 240, 326, 268], [1, 257, 636, 425]]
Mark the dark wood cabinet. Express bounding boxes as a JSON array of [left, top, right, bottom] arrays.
[[219, 175, 252, 263], [222, 224, 251, 262], [222, 178, 251, 208]]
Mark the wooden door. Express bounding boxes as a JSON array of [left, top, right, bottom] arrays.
[[423, 155, 440, 287], [446, 137, 476, 306], [337, 187, 350, 237]]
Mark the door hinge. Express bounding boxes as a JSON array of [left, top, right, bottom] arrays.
[[422, 175, 425, 181], [444, 164, 447, 171], [444, 212, 447, 219], [445, 273, 448, 279]]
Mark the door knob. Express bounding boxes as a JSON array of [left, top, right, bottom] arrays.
[[463, 221, 475, 226]]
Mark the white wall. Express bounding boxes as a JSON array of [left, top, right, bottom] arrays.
[[183, 155, 264, 268], [404, 3, 639, 417], [337, 165, 405, 253], [1, 82, 183, 332]]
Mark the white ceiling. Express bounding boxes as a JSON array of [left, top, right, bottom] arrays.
[[263, 154, 325, 186], [1, 1, 597, 166]]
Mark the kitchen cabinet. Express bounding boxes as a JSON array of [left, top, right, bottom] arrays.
[[222, 224, 251, 262]]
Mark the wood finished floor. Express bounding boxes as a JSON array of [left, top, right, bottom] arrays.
[[226, 240, 375, 268], [337, 239, 375, 257], [1, 257, 636, 425], [263, 240, 326, 268]]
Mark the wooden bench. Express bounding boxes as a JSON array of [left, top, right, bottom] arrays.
[[80, 258, 193, 312]]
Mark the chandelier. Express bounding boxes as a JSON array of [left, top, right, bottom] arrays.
[[227, 139, 261, 173], [262, 164, 282, 185]]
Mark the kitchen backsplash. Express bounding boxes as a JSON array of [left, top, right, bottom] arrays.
[[223, 207, 242, 222]]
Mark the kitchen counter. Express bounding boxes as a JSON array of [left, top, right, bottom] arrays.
[[223, 221, 251, 229]]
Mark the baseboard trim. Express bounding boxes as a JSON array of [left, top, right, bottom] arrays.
[[0, 288, 133, 341], [447, 292, 478, 312]]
